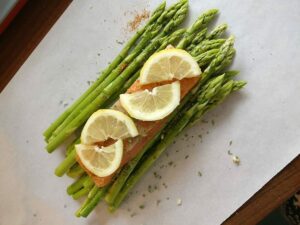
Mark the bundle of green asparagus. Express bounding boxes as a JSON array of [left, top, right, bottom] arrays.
[[43, 0, 246, 218]]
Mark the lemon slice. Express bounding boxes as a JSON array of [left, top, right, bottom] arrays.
[[81, 109, 138, 144], [140, 48, 201, 84], [76, 140, 123, 177], [120, 82, 180, 121]]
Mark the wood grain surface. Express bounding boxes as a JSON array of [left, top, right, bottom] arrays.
[[0, 1, 299, 224], [223, 155, 300, 225], [0, 0, 72, 92]]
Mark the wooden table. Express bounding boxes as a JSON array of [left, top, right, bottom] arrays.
[[0, 1, 299, 224]]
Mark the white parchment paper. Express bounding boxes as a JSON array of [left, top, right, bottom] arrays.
[[0, 0, 300, 224]]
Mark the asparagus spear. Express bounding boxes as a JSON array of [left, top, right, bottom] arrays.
[[43, 1, 166, 141], [49, 2, 184, 141], [195, 49, 220, 67], [222, 70, 240, 80], [190, 28, 208, 45], [46, 2, 189, 152], [55, 148, 77, 177], [67, 163, 85, 178], [55, 137, 80, 177], [76, 186, 109, 217], [72, 186, 93, 200], [75, 185, 98, 216], [187, 23, 227, 52], [157, 28, 186, 50], [72, 178, 94, 200], [66, 138, 80, 156], [201, 36, 235, 82], [103, 70, 141, 108], [190, 38, 226, 56], [186, 28, 208, 51], [176, 9, 218, 49], [206, 23, 228, 40], [67, 175, 89, 195], [190, 80, 246, 125]]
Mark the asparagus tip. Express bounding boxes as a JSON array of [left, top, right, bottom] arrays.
[[208, 8, 219, 14], [54, 169, 63, 177]]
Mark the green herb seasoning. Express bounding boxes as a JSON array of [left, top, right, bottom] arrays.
[[162, 182, 168, 189], [130, 212, 137, 217]]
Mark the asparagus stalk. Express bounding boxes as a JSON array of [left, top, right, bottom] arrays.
[[201, 36, 235, 82], [72, 186, 93, 200], [55, 148, 77, 177], [157, 28, 186, 50], [176, 9, 218, 49], [190, 80, 246, 125], [195, 49, 220, 67], [43, 1, 166, 141], [49, 2, 184, 141], [190, 38, 226, 56], [190, 28, 208, 45], [206, 23, 228, 40], [222, 70, 240, 80], [104, 70, 140, 108], [75, 185, 98, 216], [72, 178, 94, 200], [76, 186, 109, 217], [186, 28, 208, 51], [187, 23, 227, 52], [46, 2, 189, 153], [66, 138, 80, 156], [67, 163, 85, 178], [67, 175, 89, 195]]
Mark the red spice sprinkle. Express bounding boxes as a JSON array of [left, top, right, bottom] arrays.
[[127, 9, 150, 32]]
